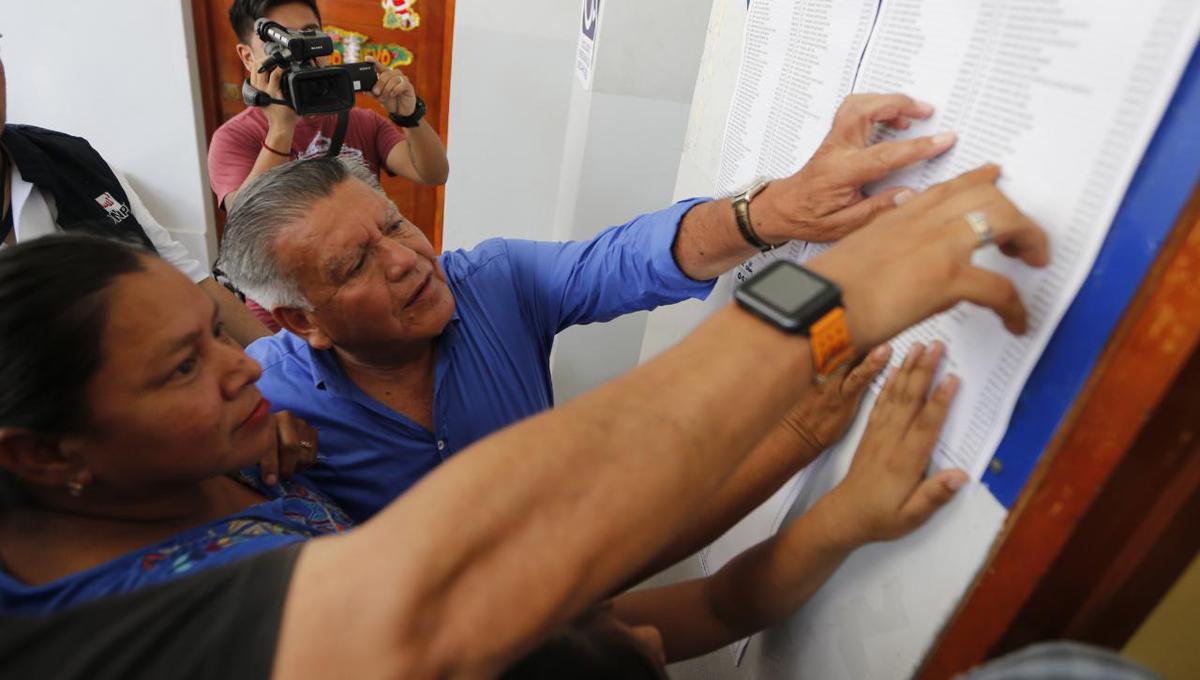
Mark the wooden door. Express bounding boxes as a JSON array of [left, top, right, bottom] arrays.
[[192, 0, 454, 250]]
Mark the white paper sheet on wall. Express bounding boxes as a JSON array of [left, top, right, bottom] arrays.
[[715, 0, 881, 197], [717, 0, 1200, 480], [701, 0, 1200, 672]]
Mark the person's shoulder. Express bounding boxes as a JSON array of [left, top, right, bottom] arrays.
[[4, 124, 89, 145], [223, 107, 266, 125], [347, 107, 399, 144], [212, 107, 268, 139], [246, 331, 311, 374], [4, 123, 82, 142], [440, 239, 519, 281]]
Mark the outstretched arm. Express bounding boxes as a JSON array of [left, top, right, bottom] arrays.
[[628, 345, 892, 586], [284, 301, 819, 679], [272, 165, 1048, 680], [524, 94, 956, 334], [611, 342, 966, 662]]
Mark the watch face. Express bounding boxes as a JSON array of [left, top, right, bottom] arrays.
[[742, 263, 828, 315], [734, 260, 841, 334]]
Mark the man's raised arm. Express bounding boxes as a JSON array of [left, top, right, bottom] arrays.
[[274, 165, 1048, 679]]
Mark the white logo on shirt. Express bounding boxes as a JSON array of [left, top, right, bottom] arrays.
[[300, 132, 366, 164], [94, 192, 132, 224]]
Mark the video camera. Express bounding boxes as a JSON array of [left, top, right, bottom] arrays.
[[243, 19, 378, 116]]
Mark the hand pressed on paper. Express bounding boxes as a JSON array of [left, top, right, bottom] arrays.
[[807, 164, 1050, 351], [821, 341, 969, 546], [752, 93, 957, 245]]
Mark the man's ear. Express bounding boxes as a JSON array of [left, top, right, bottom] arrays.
[[0, 428, 80, 489], [236, 43, 256, 72], [274, 307, 335, 350]]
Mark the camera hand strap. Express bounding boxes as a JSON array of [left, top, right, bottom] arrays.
[[241, 79, 289, 109], [327, 111, 350, 159]]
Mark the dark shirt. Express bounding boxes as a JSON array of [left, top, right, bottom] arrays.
[[0, 543, 302, 680]]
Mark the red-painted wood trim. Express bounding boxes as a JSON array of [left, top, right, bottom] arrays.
[[433, 0, 455, 253], [190, 0, 225, 238]]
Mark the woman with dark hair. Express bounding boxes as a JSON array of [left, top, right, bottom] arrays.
[[0, 155, 1046, 680], [0, 237, 345, 612]]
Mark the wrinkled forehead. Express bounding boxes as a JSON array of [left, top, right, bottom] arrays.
[[272, 180, 402, 274]]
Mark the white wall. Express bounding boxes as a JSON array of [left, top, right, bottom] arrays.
[[639, 0, 748, 365], [440, 1, 581, 251], [550, 1, 712, 401], [0, 0, 216, 265], [443, 0, 712, 402]]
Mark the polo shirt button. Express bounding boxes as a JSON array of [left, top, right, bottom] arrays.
[[437, 439, 446, 451]]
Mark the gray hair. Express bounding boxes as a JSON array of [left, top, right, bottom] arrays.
[[218, 156, 387, 311]]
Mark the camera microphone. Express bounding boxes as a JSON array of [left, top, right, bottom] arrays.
[[255, 19, 291, 45], [254, 18, 333, 61]]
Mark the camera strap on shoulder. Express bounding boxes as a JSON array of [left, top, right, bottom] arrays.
[[327, 110, 350, 159]]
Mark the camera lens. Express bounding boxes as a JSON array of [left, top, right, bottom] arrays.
[[290, 69, 355, 115]]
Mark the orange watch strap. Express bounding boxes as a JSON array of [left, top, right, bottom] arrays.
[[809, 307, 855, 378]]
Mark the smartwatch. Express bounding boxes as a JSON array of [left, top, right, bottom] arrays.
[[389, 97, 426, 128], [734, 259, 855, 379]]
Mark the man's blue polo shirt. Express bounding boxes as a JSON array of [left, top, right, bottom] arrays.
[[248, 198, 714, 522]]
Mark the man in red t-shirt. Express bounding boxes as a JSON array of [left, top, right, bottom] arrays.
[[208, 0, 449, 212]]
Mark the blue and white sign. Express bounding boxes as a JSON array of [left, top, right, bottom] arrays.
[[575, 0, 603, 88]]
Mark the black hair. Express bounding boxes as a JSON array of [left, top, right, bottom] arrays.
[[228, 0, 324, 44], [500, 616, 668, 680], [0, 235, 148, 436]]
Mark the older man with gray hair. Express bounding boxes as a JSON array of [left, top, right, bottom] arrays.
[[220, 93, 959, 523]]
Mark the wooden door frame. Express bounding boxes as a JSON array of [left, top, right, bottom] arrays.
[[190, 0, 224, 236], [191, 0, 223, 145], [433, 0, 455, 252], [916, 184, 1200, 679]]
